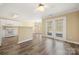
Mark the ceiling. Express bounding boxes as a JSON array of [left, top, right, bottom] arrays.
[[0, 3, 79, 21]]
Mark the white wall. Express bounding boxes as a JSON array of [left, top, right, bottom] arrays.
[[0, 20, 2, 46]]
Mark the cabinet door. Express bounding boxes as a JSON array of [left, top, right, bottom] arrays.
[[54, 17, 66, 40]]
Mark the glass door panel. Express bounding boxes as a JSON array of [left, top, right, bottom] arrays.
[[54, 17, 66, 40], [46, 20, 54, 38]]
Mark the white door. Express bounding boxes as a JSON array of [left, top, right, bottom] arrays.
[[46, 20, 54, 38], [54, 17, 66, 40]]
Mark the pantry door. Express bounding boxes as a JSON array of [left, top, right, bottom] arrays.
[[54, 17, 66, 40]]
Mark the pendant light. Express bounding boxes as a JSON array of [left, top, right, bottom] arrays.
[[37, 4, 45, 12]]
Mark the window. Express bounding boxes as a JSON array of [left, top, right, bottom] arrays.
[[55, 19, 63, 32]]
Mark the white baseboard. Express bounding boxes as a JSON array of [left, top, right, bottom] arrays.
[[43, 36, 79, 45], [64, 39, 79, 45], [18, 38, 33, 44]]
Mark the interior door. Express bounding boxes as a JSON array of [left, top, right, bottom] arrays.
[[54, 17, 66, 40]]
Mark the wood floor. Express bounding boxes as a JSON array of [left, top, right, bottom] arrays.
[[0, 34, 79, 55]]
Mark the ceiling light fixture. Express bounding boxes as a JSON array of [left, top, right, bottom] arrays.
[[36, 4, 45, 12]]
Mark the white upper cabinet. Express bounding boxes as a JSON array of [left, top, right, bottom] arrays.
[[0, 19, 22, 26]]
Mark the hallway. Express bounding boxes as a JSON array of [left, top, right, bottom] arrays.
[[0, 34, 79, 55]]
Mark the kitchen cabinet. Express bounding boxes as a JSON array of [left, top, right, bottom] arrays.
[[0, 19, 21, 46], [0, 19, 21, 26]]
